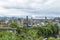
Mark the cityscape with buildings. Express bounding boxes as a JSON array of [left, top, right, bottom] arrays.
[[0, 16, 60, 28]]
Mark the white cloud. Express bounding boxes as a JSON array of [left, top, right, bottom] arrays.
[[0, 0, 60, 17]]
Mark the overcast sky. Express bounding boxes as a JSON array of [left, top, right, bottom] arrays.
[[0, 0, 60, 18]]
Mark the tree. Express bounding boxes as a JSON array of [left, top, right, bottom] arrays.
[[10, 22, 19, 28]]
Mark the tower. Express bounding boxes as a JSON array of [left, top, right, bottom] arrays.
[[26, 16, 29, 27], [44, 16, 48, 25], [31, 17, 33, 27], [45, 16, 47, 22]]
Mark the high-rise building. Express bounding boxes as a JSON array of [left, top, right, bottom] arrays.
[[26, 16, 29, 27], [45, 16, 47, 22], [30, 17, 33, 27]]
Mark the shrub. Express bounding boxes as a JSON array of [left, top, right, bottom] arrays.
[[48, 37, 55, 40]]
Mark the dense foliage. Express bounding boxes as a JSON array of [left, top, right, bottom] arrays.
[[0, 31, 16, 40], [0, 23, 59, 40], [37, 24, 59, 38]]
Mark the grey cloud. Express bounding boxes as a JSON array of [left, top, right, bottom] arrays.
[[3, 5, 60, 16], [0, 0, 60, 17]]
